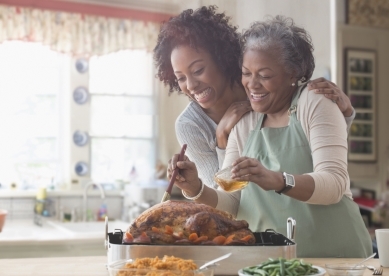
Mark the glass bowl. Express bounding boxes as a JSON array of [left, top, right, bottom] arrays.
[[108, 258, 215, 276], [214, 166, 249, 192], [325, 263, 366, 276]]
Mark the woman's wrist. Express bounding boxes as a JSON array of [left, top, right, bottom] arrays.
[[216, 131, 228, 149], [182, 179, 204, 200], [272, 171, 285, 192], [343, 106, 354, 117]]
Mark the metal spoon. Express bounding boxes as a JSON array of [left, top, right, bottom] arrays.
[[198, 253, 232, 271], [352, 252, 376, 268]]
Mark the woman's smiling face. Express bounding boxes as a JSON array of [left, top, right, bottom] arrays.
[[171, 45, 229, 109], [241, 48, 296, 114]]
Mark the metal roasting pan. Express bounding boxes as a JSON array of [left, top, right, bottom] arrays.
[[105, 217, 297, 276]]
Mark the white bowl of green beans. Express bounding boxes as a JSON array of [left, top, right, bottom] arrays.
[[238, 258, 325, 276]]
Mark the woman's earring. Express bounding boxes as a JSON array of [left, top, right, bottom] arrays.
[[291, 83, 296, 87]]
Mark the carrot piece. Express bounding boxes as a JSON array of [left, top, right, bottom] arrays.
[[224, 234, 235, 245], [125, 232, 134, 242], [193, 236, 208, 244], [165, 225, 173, 235], [152, 227, 160, 233], [188, 233, 198, 241], [240, 235, 253, 243], [212, 235, 227, 245]]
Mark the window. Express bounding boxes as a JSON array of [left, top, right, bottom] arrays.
[[88, 50, 157, 184], [0, 42, 157, 190], [0, 41, 68, 189]]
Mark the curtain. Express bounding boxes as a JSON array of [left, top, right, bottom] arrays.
[[0, 5, 160, 56]]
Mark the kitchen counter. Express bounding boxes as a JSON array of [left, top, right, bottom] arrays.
[[0, 256, 386, 276], [0, 219, 129, 258]]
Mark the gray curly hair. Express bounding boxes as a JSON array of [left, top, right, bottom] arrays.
[[240, 15, 315, 81]]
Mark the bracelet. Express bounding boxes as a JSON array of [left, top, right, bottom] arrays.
[[182, 179, 204, 200]]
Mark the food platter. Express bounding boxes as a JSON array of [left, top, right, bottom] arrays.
[[238, 266, 326, 276]]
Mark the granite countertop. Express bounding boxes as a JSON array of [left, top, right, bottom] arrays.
[[0, 256, 386, 276]]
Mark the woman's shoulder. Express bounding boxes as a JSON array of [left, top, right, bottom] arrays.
[[176, 102, 207, 124], [175, 102, 215, 132], [298, 85, 337, 113], [297, 85, 346, 127], [235, 110, 261, 130]]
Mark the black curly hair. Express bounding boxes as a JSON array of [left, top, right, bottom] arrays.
[[153, 5, 242, 94]]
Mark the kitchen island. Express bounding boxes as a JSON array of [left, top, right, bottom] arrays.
[[0, 256, 386, 276]]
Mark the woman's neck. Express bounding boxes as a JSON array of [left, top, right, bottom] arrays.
[[204, 82, 247, 124], [263, 88, 298, 128]]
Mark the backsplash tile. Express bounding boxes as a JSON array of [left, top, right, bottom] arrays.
[[1, 195, 123, 221]]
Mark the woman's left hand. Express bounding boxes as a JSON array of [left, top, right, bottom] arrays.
[[308, 78, 354, 117], [231, 157, 284, 191]]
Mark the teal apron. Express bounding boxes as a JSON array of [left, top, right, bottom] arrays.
[[237, 87, 372, 257]]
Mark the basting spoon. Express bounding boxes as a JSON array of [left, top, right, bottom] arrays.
[[352, 252, 376, 268], [198, 253, 232, 271]]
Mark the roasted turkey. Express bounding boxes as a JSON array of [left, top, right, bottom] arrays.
[[123, 200, 255, 245]]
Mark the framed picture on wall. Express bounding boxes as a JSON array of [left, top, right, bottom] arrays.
[[344, 49, 376, 162]]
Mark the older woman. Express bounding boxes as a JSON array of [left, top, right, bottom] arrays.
[[155, 6, 355, 189], [168, 16, 372, 258]]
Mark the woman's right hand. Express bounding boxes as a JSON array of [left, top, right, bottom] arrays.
[[167, 154, 202, 196], [216, 100, 252, 149]]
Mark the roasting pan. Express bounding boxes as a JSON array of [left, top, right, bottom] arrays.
[[105, 218, 297, 275]]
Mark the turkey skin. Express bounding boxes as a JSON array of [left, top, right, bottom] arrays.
[[123, 200, 255, 245]]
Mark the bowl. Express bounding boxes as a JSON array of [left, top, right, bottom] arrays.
[[325, 263, 366, 276], [238, 266, 326, 276], [214, 166, 249, 192], [107, 258, 215, 276], [0, 209, 7, 232]]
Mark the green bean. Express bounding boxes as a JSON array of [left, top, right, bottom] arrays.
[[241, 258, 319, 276]]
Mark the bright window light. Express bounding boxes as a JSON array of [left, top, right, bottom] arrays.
[[0, 41, 67, 189], [89, 50, 156, 184]]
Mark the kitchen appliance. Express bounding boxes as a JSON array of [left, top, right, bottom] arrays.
[[105, 218, 297, 276]]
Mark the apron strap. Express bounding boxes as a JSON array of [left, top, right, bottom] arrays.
[[288, 83, 308, 118]]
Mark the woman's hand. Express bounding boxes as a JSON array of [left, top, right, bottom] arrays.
[[308, 78, 354, 117], [230, 157, 284, 192], [167, 154, 202, 196], [216, 100, 252, 149]]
